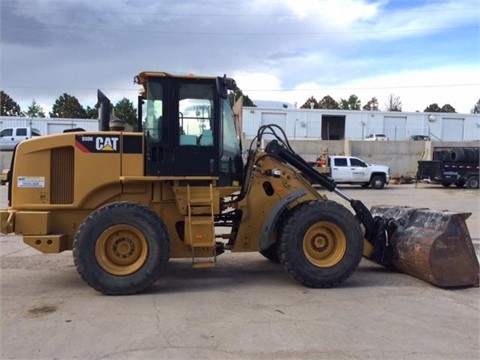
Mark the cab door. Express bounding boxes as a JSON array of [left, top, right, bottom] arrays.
[[0, 128, 15, 150], [331, 157, 350, 181], [349, 157, 368, 182], [172, 80, 219, 177]]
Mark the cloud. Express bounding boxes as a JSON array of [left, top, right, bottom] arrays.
[[284, 0, 381, 26], [244, 64, 480, 112], [1, 0, 478, 117]]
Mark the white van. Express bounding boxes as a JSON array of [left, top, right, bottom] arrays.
[[0, 127, 41, 151]]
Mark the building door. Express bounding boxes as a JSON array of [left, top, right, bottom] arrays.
[[384, 116, 407, 140], [321, 115, 345, 140], [261, 112, 287, 139], [442, 118, 464, 141]]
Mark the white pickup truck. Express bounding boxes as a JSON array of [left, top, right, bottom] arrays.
[[0, 127, 41, 151], [311, 155, 391, 189]]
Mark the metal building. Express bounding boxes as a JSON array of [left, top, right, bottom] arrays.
[[241, 108, 480, 141], [0, 117, 99, 135]]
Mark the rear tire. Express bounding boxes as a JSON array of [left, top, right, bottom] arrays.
[[466, 176, 479, 189], [73, 202, 170, 295], [278, 200, 363, 288]]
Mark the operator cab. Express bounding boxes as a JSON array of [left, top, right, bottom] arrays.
[[135, 72, 243, 186]]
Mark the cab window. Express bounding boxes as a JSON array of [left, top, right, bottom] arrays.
[[350, 158, 366, 167], [334, 158, 348, 167], [178, 83, 214, 146], [0, 129, 13, 137], [222, 99, 239, 153], [145, 81, 164, 143]]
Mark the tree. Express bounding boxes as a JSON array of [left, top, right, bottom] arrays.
[[1, 91, 22, 116], [318, 95, 339, 109], [300, 96, 319, 109], [50, 93, 87, 118], [85, 104, 99, 119], [362, 97, 379, 111], [424, 103, 441, 112], [339, 94, 361, 110], [25, 99, 46, 118], [424, 103, 456, 113], [229, 89, 256, 107], [472, 98, 480, 114], [385, 94, 402, 112], [114, 98, 137, 127], [440, 104, 456, 113]]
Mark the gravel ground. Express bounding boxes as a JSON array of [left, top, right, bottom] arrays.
[[1, 183, 479, 360]]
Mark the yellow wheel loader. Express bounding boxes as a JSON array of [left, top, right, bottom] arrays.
[[0, 71, 478, 295]]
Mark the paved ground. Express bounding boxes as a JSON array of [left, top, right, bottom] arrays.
[[1, 183, 479, 360]]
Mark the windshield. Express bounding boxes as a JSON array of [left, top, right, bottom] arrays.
[[222, 98, 240, 154]]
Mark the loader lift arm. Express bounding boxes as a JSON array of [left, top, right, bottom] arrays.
[[264, 139, 379, 243]]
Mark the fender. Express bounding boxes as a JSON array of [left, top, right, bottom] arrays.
[[259, 188, 307, 250]]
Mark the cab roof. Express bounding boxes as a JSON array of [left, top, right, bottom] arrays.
[[134, 71, 234, 97]]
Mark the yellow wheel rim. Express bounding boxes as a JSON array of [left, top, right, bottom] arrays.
[[302, 221, 347, 267], [95, 225, 148, 276]]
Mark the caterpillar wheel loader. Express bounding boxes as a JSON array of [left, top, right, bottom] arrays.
[[0, 71, 478, 295]]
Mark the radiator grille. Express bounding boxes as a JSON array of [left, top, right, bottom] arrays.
[[51, 147, 74, 204]]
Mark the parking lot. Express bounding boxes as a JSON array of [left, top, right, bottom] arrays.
[[1, 183, 479, 359]]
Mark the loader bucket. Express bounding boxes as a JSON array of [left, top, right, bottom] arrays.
[[367, 205, 479, 288]]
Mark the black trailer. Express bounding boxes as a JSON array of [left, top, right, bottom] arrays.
[[417, 147, 479, 189]]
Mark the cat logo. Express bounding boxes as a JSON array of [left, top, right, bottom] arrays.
[[96, 137, 119, 151], [75, 134, 136, 154]]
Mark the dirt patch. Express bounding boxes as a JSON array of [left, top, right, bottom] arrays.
[[27, 305, 57, 317]]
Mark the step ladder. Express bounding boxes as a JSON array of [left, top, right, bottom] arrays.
[[186, 184, 216, 268]]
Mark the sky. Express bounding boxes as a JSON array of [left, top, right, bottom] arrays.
[[1, 0, 479, 115]]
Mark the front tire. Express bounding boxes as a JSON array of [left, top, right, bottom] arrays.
[[278, 200, 363, 288], [259, 243, 280, 263], [73, 202, 170, 295], [370, 175, 386, 189]]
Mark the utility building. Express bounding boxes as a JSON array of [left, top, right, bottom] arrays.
[[241, 108, 480, 142]]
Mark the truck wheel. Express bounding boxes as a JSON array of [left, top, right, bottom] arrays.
[[73, 202, 170, 295], [466, 176, 479, 189], [370, 175, 385, 189], [278, 200, 363, 288]]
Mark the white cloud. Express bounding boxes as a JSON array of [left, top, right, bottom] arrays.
[[2, 0, 478, 117], [246, 64, 480, 113], [284, 0, 381, 26], [232, 71, 284, 100]]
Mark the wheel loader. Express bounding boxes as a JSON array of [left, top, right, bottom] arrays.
[[0, 71, 478, 295]]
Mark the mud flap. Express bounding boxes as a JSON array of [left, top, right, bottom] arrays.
[[365, 205, 479, 288]]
